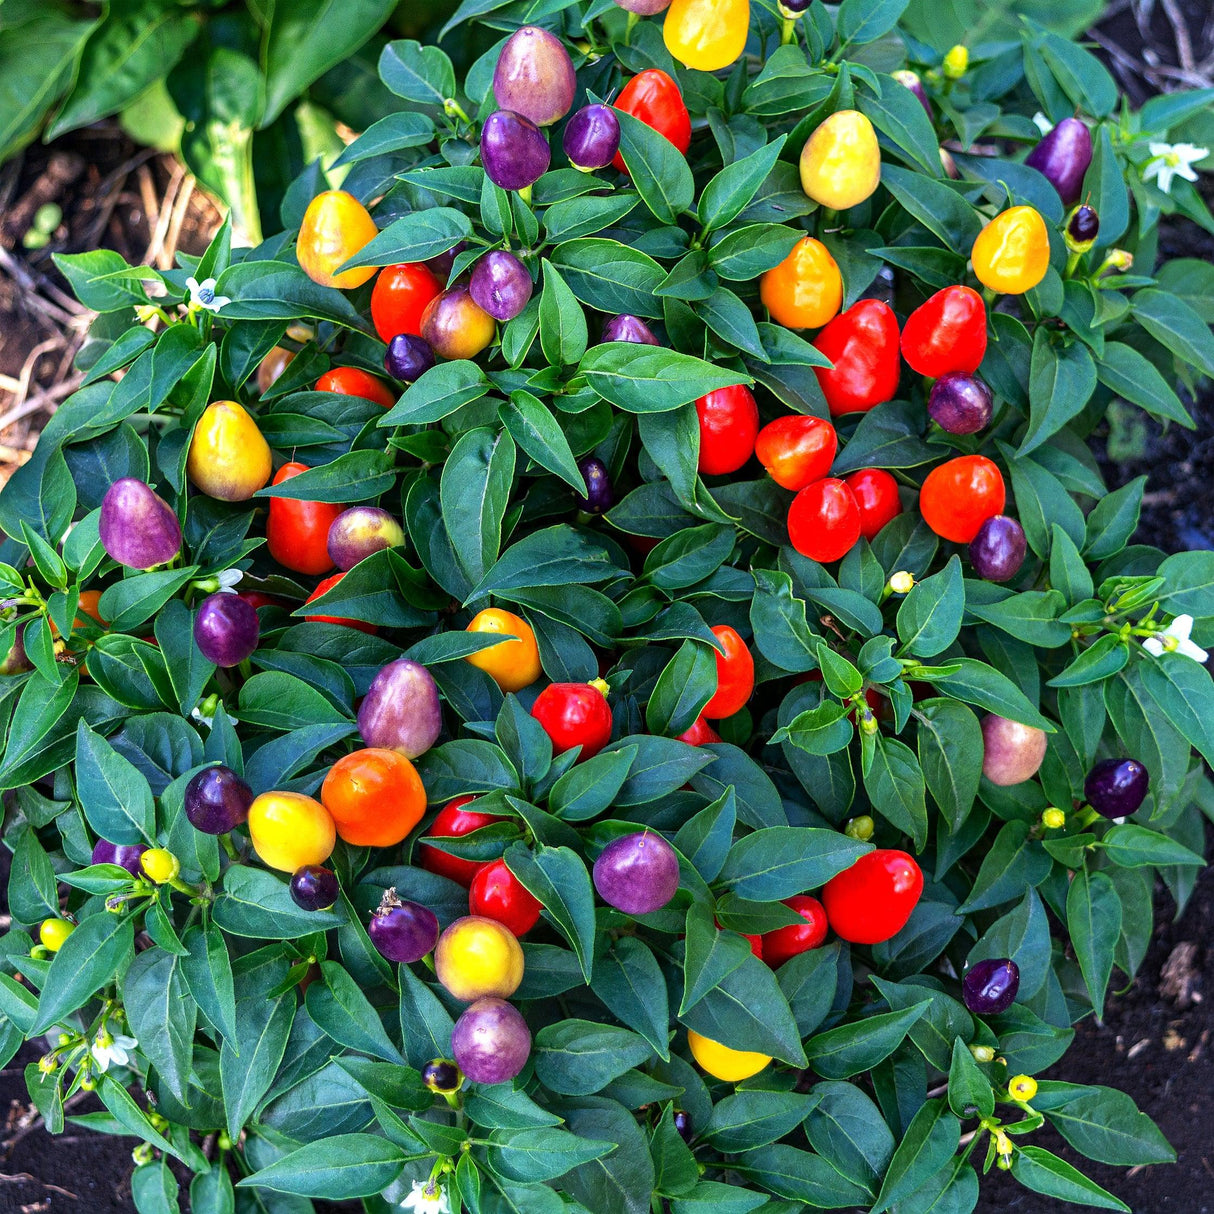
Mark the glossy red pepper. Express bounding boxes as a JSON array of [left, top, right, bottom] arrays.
[[822, 849, 923, 944], [266, 462, 343, 576], [469, 858, 543, 937], [531, 680, 613, 759], [417, 796, 507, 888], [812, 300, 901, 417], [371, 262, 444, 342], [900, 286, 987, 378], [787, 477, 861, 563], [304, 572, 378, 634], [755, 415, 837, 491], [612, 69, 692, 174], [920, 455, 1006, 543], [761, 895, 829, 968], [844, 468, 902, 541], [678, 715, 722, 746], [703, 625, 754, 719], [315, 367, 396, 409], [695, 385, 759, 476]]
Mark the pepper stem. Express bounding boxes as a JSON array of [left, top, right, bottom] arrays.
[[780, 16, 795, 45]]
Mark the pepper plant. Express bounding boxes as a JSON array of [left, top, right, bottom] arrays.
[[2, 1, 1214, 1212]]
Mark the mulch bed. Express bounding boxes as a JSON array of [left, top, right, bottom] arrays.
[[1, 3, 1213, 1210]]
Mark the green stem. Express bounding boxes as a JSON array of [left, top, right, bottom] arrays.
[[1064, 250, 1081, 278], [780, 16, 795, 45], [625, 11, 638, 45], [518, 184, 533, 206], [981, 285, 997, 308]]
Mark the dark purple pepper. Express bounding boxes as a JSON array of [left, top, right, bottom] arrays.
[[928, 373, 993, 435], [99, 478, 182, 570], [91, 840, 148, 875], [470, 251, 534, 322], [193, 592, 260, 668], [779, 0, 813, 10], [423, 1059, 462, 1093], [368, 891, 440, 963], [1067, 205, 1099, 247], [481, 111, 551, 193], [184, 765, 254, 835], [673, 1110, 693, 1142], [385, 334, 436, 384], [1085, 758, 1149, 819], [969, 515, 1026, 583], [962, 958, 1020, 1015], [290, 865, 339, 911], [427, 241, 466, 281], [1025, 118, 1093, 207], [564, 104, 622, 172], [892, 70, 932, 117], [576, 457, 614, 514], [601, 314, 659, 345]]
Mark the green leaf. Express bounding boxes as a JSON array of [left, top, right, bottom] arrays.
[[440, 426, 516, 587], [1067, 868, 1122, 1014], [860, 76, 942, 175], [486, 1122, 616, 1186], [122, 947, 195, 1106], [555, 1098, 652, 1214], [709, 224, 801, 281], [864, 735, 928, 850], [673, 789, 737, 884], [880, 164, 981, 249], [181, 922, 237, 1043], [539, 261, 588, 367], [1035, 1083, 1175, 1166], [719, 827, 871, 900], [306, 961, 405, 1064], [735, 1143, 873, 1208], [705, 1090, 819, 1153], [75, 720, 155, 845], [615, 108, 695, 226], [340, 206, 472, 271], [590, 937, 671, 1059], [578, 343, 748, 414], [1133, 288, 1214, 378], [255, 449, 396, 503], [213, 866, 343, 938], [968, 589, 1072, 648], [897, 556, 964, 658], [699, 136, 788, 233], [947, 1037, 994, 1119], [32, 913, 134, 1034], [504, 843, 596, 981], [549, 239, 667, 318], [1020, 332, 1098, 455], [534, 1020, 654, 1095], [916, 698, 983, 832], [1011, 1146, 1130, 1211], [646, 639, 717, 736], [803, 1002, 930, 1079], [468, 524, 629, 599], [239, 1134, 406, 1198], [928, 657, 1054, 732], [957, 820, 1052, 914], [1101, 824, 1204, 868], [379, 360, 488, 426], [548, 746, 636, 822], [379, 38, 454, 105], [870, 1098, 960, 1214]]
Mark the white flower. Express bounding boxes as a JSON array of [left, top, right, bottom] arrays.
[[1143, 142, 1209, 194], [401, 1180, 451, 1214], [1143, 614, 1208, 663], [216, 568, 244, 590], [1031, 112, 1053, 135], [190, 706, 214, 728], [90, 1031, 138, 1072], [185, 276, 231, 314]]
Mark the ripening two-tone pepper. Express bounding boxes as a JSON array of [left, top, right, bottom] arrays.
[[972, 205, 1051, 295]]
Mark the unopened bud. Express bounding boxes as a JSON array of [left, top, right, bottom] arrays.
[[888, 571, 915, 595], [845, 815, 874, 841], [1042, 807, 1066, 830], [969, 1044, 996, 1063], [859, 707, 880, 736], [1098, 248, 1133, 277], [943, 45, 969, 79]]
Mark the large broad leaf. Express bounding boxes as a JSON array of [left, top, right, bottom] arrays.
[[238, 1134, 407, 1198], [577, 344, 747, 414]]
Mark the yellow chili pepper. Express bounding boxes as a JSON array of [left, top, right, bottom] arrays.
[[663, 0, 750, 73], [760, 236, 843, 330], [971, 205, 1051, 295], [799, 110, 881, 210]]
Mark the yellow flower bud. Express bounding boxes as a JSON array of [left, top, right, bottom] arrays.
[[888, 571, 915, 594], [943, 45, 969, 79], [969, 1044, 996, 1063]]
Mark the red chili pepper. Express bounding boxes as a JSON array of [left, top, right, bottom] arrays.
[[315, 367, 395, 409], [266, 462, 343, 576], [920, 454, 1005, 543], [761, 895, 829, 968], [531, 681, 613, 759], [371, 262, 444, 342], [303, 572, 378, 635], [822, 849, 924, 944], [787, 477, 861, 563], [843, 468, 902, 541], [417, 796, 507, 888], [812, 300, 901, 417], [612, 69, 692, 174], [755, 415, 838, 491], [678, 714, 722, 746], [469, 858, 543, 937], [695, 385, 759, 476], [900, 286, 987, 378], [703, 625, 754, 719]]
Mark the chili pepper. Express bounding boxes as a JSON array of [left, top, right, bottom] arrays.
[[843, 468, 902, 540], [564, 104, 621, 171], [464, 607, 542, 692], [421, 287, 497, 361], [418, 796, 509, 887], [972, 205, 1051, 295], [266, 462, 342, 576], [385, 334, 436, 383], [248, 791, 336, 872], [469, 858, 543, 937], [1065, 205, 1099, 255], [695, 385, 760, 475], [612, 70, 692, 173], [687, 1030, 771, 1081], [981, 714, 1046, 786], [799, 110, 881, 210], [969, 515, 1026, 582], [962, 958, 1020, 1014], [304, 572, 378, 634], [760, 236, 843, 330], [315, 367, 395, 409], [760, 895, 828, 968], [900, 285, 987, 378], [822, 849, 923, 944], [928, 372, 993, 435], [531, 680, 613, 759], [812, 300, 901, 416], [481, 111, 551, 192], [436, 916, 524, 1000], [787, 477, 861, 562], [704, 625, 754, 719], [493, 26, 576, 128], [322, 747, 426, 847], [296, 190, 378, 290], [893, 70, 932, 117], [1085, 758, 1149, 818], [663, 0, 750, 73], [919, 454, 1005, 543], [1025, 118, 1092, 207], [372, 262, 443, 342], [755, 415, 838, 490]]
